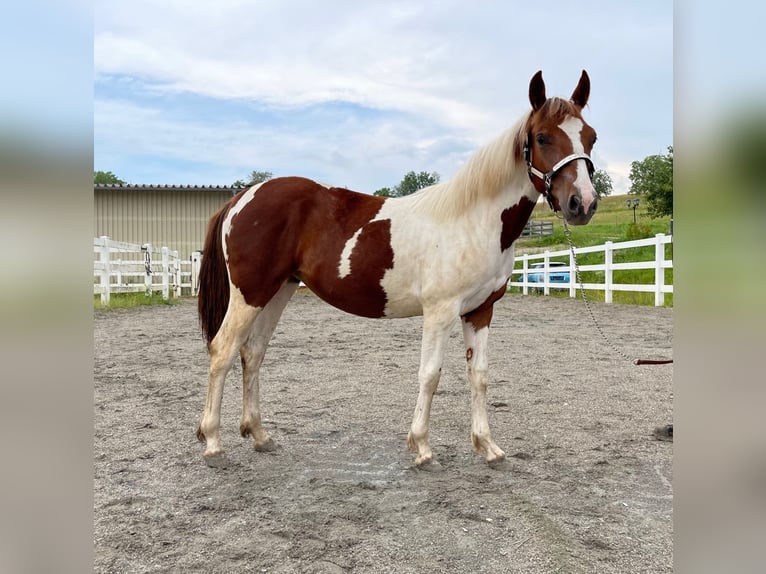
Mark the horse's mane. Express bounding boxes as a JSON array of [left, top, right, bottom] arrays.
[[406, 97, 579, 220], [404, 111, 530, 220]]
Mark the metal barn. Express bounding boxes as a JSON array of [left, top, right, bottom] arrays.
[[93, 184, 242, 260]]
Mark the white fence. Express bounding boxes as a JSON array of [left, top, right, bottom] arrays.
[[95, 233, 673, 307], [510, 233, 673, 306], [94, 236, 202, 304]]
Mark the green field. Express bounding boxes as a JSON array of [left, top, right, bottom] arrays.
[[513, 194, 673, 307]]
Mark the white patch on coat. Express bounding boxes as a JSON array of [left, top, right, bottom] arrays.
[[373, 182, 528, 319], [338, 228, 363, 278], [222, 182, 266, 263]]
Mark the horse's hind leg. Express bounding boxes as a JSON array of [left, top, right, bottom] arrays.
[[239, 280, 299, 452], [197, 291, 260, 467], [461, 308, 505, 464]]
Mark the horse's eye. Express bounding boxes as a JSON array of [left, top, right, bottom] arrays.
[[536, 133, 547, 145]]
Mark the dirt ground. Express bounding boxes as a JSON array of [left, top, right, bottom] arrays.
[[94, 291, 673, 573]]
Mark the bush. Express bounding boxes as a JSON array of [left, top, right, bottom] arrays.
[[623, 222, 654, 241]]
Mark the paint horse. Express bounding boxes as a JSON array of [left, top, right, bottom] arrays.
[[196, 70, 598, 468]]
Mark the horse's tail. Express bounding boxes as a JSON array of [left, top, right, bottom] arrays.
[[198, 204, 231, 348]]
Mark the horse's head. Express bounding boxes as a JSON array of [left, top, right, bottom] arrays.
[[524, 70, 598, 225]]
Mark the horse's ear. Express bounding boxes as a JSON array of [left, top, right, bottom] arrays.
[[571, 69, 590, 108], [529, 70, 546, 111]]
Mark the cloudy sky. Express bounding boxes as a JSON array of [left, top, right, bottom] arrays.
[[94, 1, 673, 195]]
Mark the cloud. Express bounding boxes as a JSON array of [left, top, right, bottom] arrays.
[[94, 1, 673, 190]]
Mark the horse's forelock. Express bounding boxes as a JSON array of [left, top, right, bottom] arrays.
[[536, 97, 583, 125]]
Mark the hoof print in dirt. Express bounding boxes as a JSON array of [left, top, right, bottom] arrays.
[[254, 439, 278, 453], [653, 424, 673, 442], [415, 459, 443, 473], [488, 457, 511, 471], [203, 452, 230, 468]]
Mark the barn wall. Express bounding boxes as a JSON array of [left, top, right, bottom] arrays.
[[94, 187, 238, 260]]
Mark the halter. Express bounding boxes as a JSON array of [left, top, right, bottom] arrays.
[[524, 133, 595, 211]]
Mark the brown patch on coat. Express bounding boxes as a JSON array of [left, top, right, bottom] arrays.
[[500, 196, 536, 251], [461, 285, 508, 331], [225, 177, 393, 318]]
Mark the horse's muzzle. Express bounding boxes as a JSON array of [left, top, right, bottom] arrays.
[[564, 193, 598, 225]]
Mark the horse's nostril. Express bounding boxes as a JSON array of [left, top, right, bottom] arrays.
[[568, 195, 581, 213]]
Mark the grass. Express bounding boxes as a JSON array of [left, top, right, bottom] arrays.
[[94, 291, 179, 310], [518, 194, 673, 249], [513, 195, 674, 307]]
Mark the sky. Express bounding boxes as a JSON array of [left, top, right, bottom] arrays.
[[93, 0, 673, 196]]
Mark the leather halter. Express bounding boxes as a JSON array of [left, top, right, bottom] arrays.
[[523, 133, 595, 211]]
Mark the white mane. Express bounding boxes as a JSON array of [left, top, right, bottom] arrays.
[[406, 111, 532, 220]]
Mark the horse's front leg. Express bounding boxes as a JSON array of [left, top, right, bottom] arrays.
[[461, 307, 505, 464], [407, 310, 457, 467]]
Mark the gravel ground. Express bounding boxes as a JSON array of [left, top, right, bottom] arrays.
[[94, 291, 673, 573]]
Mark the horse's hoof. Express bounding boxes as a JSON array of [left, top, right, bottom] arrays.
[[254, 438, 277, 452], [203, 451, 229, 468]]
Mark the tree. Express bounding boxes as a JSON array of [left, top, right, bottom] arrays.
[[374, 171, 440, 197], [232, 170, 273, 187], [94, 170, 126, 185], [592, 169, 613, 198], [373, 187, 394, 198], [629, 146, 673, 218]]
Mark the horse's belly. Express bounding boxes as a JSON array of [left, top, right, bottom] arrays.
[[301, 270, 423, 319]]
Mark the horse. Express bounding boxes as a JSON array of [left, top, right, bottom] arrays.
[[196, 70, 598, 468]]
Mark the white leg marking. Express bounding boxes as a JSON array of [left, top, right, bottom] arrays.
[[462, 319, 505, 463], [198, 288, 262, 465], [407, 309, 458, 466], [240, 281, 298, 451]]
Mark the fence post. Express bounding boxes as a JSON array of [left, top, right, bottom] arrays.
[[99, 236, 111, 305], [142, 244, 153, 296], [521, 256, 529, 295], [568, 249, 576, 299], [172, 249, 181, 297], [604, 241, 613, 304], [191, 251, 203, 296], [543, 250, 551, 296], [655, 234, 665, 307], [161, 246, 170, 300]]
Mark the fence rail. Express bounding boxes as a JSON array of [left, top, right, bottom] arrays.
[[510, 233, 673, 306], [520, 220, 554, 238], [95, 234, 673, 307], [93, 236, 202, 304]]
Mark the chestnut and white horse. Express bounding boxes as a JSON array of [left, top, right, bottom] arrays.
[[196, 70, 598, 468]]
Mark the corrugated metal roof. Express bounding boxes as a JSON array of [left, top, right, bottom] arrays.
[[94, 184, 246, 192]]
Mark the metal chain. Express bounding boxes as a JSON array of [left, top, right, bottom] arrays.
[[563, 221, 639, 364]]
